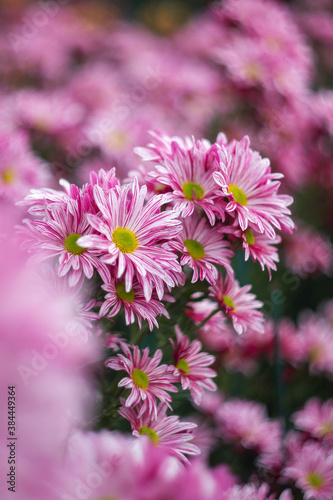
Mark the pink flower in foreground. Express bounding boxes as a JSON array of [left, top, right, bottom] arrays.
[[119, 400, 200, 463], [167, 213, 234, 285], [284, 441, 333, 500], [105, 342, 177, 417], [78, 178, 183, 301], [170, 325, 217, 405], [292, 398, 333, 445], [216, 399, 282, 455], [213, 135, 294, 238], [99, 275, 169, 331], [209, 274, 264, 334], [136, 131, 226, 224]]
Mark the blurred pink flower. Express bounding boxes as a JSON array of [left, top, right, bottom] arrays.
[[216, 399, 282, 455], [283, 226, 333, 278], [292, 398, 333, 445], [0, 131, 48, 201], [284, 441, 333, 500]]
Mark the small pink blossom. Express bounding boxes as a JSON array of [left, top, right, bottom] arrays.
[[216, 399, 282, 455], [119, 399, 200, 463], [105, 342, 178, 417], [284, 441, 333, 500], [170, 325, 217, 405], [209, 273, 265, 334], [99, 275, 169, 331], [167, 213, 234, 285], [292, 398, 333, 445]]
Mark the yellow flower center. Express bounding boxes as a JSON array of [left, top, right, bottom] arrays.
[[243, 61, 262, 82], [184, 239, 205, 260], [116, 282, 135, 303], [228, 184, 248, 206], [223, 294, 236, 312], [319, 422, 333, 437], [64, 234, 86, 255], [182, 181, 204, 201], [176, 358, 190, 375], [306, 472, 325, 489], [112, 227, 139, 253], [108, 130, 127, 150], [245, 229, 255, 245], [132, 369, 149, 390], [139, 426, 159, 445], [97, 497, 118, 500], [1, 167, 16, 184]]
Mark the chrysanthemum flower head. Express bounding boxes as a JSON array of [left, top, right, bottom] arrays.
[[119, 399, 200, 463], [209, 273, 265, 334], [213, 135, 294, 238], [166, 212, 234, 285], [105, 342, 178, 417], [0, 131, 48, 201], [170, 325, 217, 405], [284, 441, 333, 500], [135, 131, 228, 224], [216, 398, 282, 455], [292, 398, 333, 445], [240, 225, 281, 279], [19, 182, 110, 288], [78, 178, 184, 301], [99, 274, 169, 331]]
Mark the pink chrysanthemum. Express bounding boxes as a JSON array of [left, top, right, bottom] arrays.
[[20, 187, 110, 287], [0, 131, 47, 201], [297, 313, 333, 376], [99, 275, 169, 331], [284, 441, 333, 500], [119, 399, 200, 463], [213, 135, 294, 238], [221, 483, 274, 500], [283, 226, 333, 278], [78, 178, 183, 301], [135, 131, 227, 225], [240, 226, 281, 279], [209, 273, 265, 334], [292, 398, 333, 445], [216, 399, 282, 455], [33, 264, 99, 344], [170, 325, 217, 405], [166, 213, 234, 285], [105, 342, 178, 417]]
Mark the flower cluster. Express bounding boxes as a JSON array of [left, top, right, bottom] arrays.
[[2, 0, 333, 498]]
